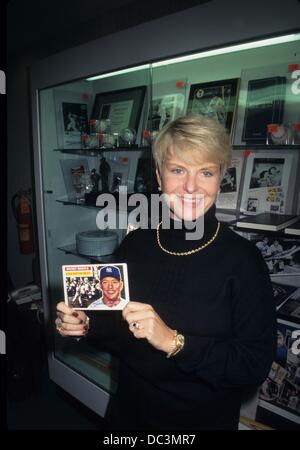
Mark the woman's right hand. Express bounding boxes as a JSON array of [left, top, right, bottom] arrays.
[[55, 302, 90, 337]]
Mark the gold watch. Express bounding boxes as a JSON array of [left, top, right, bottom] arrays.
[[166, 330, 185, 358]]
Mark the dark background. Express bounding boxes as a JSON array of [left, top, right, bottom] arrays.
[[7, 0, 210, 291]]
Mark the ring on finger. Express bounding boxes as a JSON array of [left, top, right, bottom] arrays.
[[131, 321, 141, 330], [56, 318, 63, 332]]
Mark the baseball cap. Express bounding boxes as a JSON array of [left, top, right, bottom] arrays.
[[99, 265, 121, 281]]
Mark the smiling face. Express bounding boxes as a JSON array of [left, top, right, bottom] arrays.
[[100, 276, 123, 307], [156, 150, 221, 221]]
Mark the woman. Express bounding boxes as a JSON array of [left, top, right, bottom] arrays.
[[56, 115, 277, 430]]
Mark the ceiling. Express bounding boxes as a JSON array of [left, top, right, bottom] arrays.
[[7, 0, 212, 59]]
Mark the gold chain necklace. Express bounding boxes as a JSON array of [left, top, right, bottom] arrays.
[[156, 221, 220, 256]]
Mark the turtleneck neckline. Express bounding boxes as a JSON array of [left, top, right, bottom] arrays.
[[158, 204, 219, 253]]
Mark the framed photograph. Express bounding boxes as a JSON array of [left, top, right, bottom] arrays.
[[216, 150, 244, 210], [62, 263, 130, 310], [249, 234, 300, 277], [91, 86, 146, 138], [242, 76, 286, 143], [258, 319, 300, 424], [240, 150, 295, 215], [54, 90, 92, 148], [146, 79, 187, 133], [187, 78, 240, 135]]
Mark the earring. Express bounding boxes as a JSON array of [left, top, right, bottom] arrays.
[[158, 186, 162, 192]]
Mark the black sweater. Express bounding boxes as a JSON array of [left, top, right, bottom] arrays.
[[87, 205, 277, 430]]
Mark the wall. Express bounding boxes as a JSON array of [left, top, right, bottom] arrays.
[[7, 56, 37, 288]]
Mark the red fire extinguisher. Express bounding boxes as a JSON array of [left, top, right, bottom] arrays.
[[11, 190, 34, 255]]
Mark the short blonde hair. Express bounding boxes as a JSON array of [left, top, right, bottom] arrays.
[[153, 115, 232, 175]]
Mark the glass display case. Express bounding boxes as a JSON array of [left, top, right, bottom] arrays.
[[31, 3, 300, 426]]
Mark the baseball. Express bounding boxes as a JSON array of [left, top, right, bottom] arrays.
[[271, 125, 288, 145]]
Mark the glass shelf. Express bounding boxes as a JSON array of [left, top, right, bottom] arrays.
[[231, 224, 294, 238], [233, 145, 300, 150], [57, 243, 116, 263], [56, 196, 138, 210], [56, 198, 105, 208], [53, 146, 150, 156]]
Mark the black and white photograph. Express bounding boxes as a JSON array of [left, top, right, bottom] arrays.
[[220, 167, 237, 193], [150, 94, 185, 132], [252, 234, 300, 276], [148, 79, 187, 134], [240, 151, 294, 214], [246, 197, 259, 213], [249, 158, 284, 189], [54, 89, 92, 148], [62, 102, 88, 133], [62, 263, 130, 310], [259, 320, 300, 418], [216, 153, 243, 210], [187, 78, 239, 135]]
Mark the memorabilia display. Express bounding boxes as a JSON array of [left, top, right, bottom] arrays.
[[187, 78, 239, 136], [259, 320, 300, 420], [62, 263, 129, 310], [147, 79, 187, 136], [119, 127, 137, 147], [216, 152, 244, 210], [240, 150, 295, 215], [91, 86, 146, 144], [248, 234, 300, 276], [60, 158, 90, 202], [242, 76, 286, 143], [266, 123, 290, 145], [107, 155, 130, 194], [54, 90, 92, 149]]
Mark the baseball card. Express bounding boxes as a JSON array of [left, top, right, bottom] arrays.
[[62, 263, 130, 310]]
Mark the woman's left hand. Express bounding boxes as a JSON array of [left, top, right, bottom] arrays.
[[122, 301, 175, 354]]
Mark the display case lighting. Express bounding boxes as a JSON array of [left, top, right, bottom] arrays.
[[86, 33, 300, 81], [86, 64, 150, 81], [152, 33, 300, 67]]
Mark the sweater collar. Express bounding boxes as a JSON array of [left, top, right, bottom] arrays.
[[158, 204, 219, 253]]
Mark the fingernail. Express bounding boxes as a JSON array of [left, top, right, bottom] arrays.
[[72, 312, 79, 317]]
